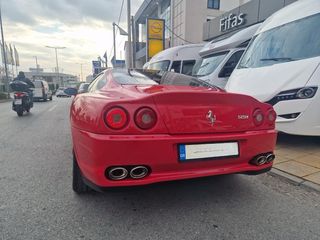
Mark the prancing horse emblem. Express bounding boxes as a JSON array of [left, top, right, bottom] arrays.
[[206, 110, 216, 125]]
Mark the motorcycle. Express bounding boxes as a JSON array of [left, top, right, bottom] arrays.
[[10, 80, 34, 117], [12, 90, 33, 116]]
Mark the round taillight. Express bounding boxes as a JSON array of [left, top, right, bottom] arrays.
[[105, 107, 128, 130], [253, 109, 264, 126], [135, 107, 157, 130], [267, 109, 277, 123]]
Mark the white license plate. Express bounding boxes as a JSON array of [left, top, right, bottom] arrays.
[[179, 142, 239, 161], [14, 99, 22, 105]]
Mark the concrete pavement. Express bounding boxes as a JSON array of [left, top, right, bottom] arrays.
[[273, 134, 320, 191]]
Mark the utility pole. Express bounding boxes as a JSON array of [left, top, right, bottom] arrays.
[[45, 46, 66, 87], [113, 22, 116, 67], [127, 0, 132, 69], [80, 63, 83, 82], [131, 16, 136, 69], [0, 3, 9, 95], [33, 56, 38, 73], [112, 22, 128, 68]]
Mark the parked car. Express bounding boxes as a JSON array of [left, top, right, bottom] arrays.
[[56, 87, 70, 97], [226, 0, 320, 136], [78, 83, 90, 94], [147, 44, 204, 76], [33, 80, 52, 101], [192, 23, 261, 89], [70, 69, 277, 193]]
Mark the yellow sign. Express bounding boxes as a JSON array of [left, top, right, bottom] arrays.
[[147, 18, 165, 59], [148, 19, 165, 40]]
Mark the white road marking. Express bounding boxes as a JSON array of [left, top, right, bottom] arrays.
[[48, 105, 57, 112]]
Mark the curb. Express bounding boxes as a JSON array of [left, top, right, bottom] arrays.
[[269, 168, 320, 193]]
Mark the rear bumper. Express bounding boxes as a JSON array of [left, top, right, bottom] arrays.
[[72, 127, 277, 187]]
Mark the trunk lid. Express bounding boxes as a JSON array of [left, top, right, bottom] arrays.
[[151, 89, 262, 134]]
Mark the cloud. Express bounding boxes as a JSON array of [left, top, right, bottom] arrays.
[[1, 0, 144, 77]]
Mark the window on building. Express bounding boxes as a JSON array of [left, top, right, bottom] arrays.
[[208, 0, 220, 10]]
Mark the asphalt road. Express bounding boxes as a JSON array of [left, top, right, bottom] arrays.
[[0, 97, 320, 240]]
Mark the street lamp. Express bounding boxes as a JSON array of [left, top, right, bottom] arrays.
[[33, 56, 39, 73], [112, 22, 128, 68], [45, 46, 66, 87], [76, 63, 85, 82], [0, 4, 9, 95]]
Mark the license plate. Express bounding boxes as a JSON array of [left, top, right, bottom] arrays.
[[179, 142, 239, 161], [14, 99, 22, 105]]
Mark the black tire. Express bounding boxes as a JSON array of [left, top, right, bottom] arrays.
[[17, 111, 23, 117], [50, 96, 53, 101], [73, 152, 90, 194]]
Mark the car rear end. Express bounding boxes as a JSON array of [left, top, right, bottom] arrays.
[[71, 85, 277, 190], [33, 80, 45, 101]]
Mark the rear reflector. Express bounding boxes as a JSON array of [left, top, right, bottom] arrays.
[[135, 107, 157, 130], [253, 109, 264, 126], [105, 107, 128, 130]]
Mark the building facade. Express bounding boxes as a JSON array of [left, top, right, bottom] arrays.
[[203, 0, 296, 41], [24, 67, 78, 89], [133, 0, 247, 68]]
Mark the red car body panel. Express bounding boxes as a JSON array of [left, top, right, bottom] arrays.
[[70, 70, 277, 188]]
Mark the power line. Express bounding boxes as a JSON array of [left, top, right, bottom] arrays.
[[165, 24, 195, 44]]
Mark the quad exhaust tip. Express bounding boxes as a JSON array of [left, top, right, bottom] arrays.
[[250, 153, 275, 166], [130, 166, 149, 179], [108, 167, 128, 180], [266, 153, 276, 163], [107, 166, 150, 181]]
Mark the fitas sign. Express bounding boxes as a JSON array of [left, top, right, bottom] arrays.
[[219, 13, 245, 32]]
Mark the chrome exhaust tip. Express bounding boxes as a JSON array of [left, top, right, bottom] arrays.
[[108, 167, 128, 180], [250, 155, 267, 166], [256, 156, 267, 165], [266, 153, 275, 163], [130, 166, 149, 179]]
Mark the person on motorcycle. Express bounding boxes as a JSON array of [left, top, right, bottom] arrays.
[[13, 71, 35, 101]]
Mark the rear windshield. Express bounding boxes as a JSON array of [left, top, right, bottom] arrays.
[[34, 81, 43, 88], [112, 70, 158, 85]]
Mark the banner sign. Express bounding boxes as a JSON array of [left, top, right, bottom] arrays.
[[147, 18, 165, 60], [92, 60, 102, 76]]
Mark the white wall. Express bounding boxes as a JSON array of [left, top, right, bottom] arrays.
[[171, 0, 244, 46]]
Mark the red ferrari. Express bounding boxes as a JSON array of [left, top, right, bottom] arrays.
[[70, 69, 277, 193]]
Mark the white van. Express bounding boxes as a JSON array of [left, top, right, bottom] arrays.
[[147, 44, 204, 76], [192, 23, 261, 89], [33, 80, 52, 101], [226, 0, 320, 136]]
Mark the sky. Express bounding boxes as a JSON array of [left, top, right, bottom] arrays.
[[1, 0, 144, 80]]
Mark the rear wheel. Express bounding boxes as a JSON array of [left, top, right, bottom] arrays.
[[49, 96, 53, 101], [17, 110, 23, 117], [73, 152, 90, 194]]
